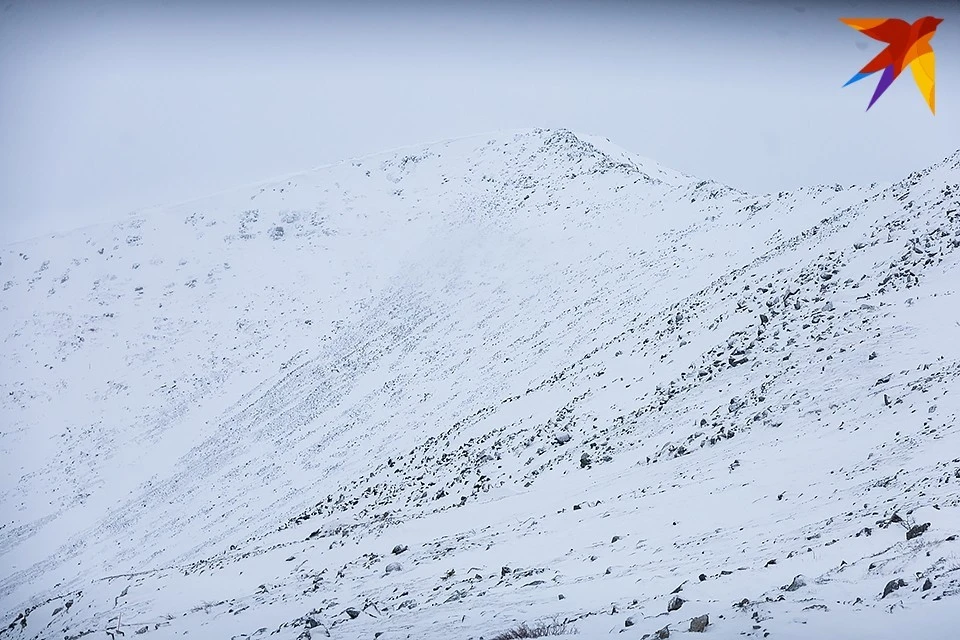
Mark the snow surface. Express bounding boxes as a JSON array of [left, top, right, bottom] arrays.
[[1, 128, 959, 639]]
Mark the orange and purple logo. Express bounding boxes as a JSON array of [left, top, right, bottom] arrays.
[[841, 16, 942, 113]]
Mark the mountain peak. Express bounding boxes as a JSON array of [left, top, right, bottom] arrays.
[[2, 130, 959, 639]]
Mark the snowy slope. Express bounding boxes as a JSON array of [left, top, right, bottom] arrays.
[[1, 129, 959, 640]]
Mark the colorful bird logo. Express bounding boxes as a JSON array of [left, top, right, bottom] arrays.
[[841, 16, 943, 113]]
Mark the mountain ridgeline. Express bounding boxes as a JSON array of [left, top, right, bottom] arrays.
[[1, 129, 959, 639]]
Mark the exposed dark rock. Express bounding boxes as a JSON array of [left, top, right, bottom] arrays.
[[906, 523, 930, 540], [667, 596, 684, 612], [690, 614, 709, 633], [882, 579, 907, 598], [784, 575, 807, 592]]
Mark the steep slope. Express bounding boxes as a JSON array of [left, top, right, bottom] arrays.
[[1, 130, 958, 640]]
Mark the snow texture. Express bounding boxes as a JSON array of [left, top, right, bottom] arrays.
[[1, 128, 959, 639]]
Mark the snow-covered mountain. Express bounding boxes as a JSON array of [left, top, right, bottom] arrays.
[[1, 128, 959, 639]]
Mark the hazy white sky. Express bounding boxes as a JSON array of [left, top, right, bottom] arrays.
[[1, 0, 958, 242]]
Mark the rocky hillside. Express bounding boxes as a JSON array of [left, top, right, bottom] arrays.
[[1, 129, 958, 639]]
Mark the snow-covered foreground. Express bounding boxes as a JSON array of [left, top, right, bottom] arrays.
[[1, 129, 959, 639]]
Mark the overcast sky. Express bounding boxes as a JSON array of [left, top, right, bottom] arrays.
[[1, 0, 958, 242]]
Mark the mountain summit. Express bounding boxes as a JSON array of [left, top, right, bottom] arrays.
[[2, 129, 959, 639]]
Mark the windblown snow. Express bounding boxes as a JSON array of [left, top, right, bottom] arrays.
[[1, 128, 959, 639]]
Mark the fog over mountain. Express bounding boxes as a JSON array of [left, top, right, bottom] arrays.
[[1, 129, 959, 639]]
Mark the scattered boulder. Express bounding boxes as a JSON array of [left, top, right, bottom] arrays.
[[729, 354, 748, 367], [882, 579, 907, 598], [555, 432, 572, 445], [784, 575, 807, 592], [655, 626, 670, 639], [345, 608, 361, 619], [392, 544, 408, 555], [690, 614, 709, 633], [580, 453, 592, 468], [385, 562, 402, 574], [667, 596, 684, 612], [922, 578, 933, 591], [625, 616, 636, 628], [906, 523, 930, 540]]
